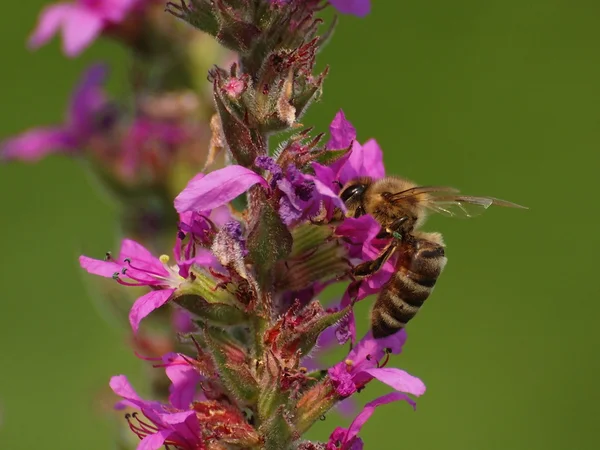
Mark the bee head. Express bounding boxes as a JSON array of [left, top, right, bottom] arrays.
[[340, 179, 371, 218]]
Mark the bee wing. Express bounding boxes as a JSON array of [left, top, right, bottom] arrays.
[[387, 185, 460, 201], [424, 195, 527, 219]]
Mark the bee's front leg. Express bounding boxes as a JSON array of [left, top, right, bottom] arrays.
[[351, 239, 400, 279], [375, 216, 410, 240]]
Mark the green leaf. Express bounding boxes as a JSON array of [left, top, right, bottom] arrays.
[[247, 202, 293, 289], [310, 146, 351, 168], [203, 326, 259, 403]]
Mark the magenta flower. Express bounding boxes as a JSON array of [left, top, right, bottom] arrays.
[[175, 166, 269, 213], [314, 110, 385, 190], [28, 0, 140, 56], [156, 353, 203, 409], [328, 0, 371, 17], [272, 0, 370, 17], [326, 392, 414, 450], [175, 161, 343, 224], [79, 238, 217, 332], [1, 64, 109, 162], [328, 329, 426, 398], [110, 374, 203, 450]]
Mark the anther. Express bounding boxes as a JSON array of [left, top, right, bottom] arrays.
[[319, 415, 326, 421], [159, 255, 170, 264], [124, 258, 131, 264], [112, 272, 120, 280], [104, 252, 112, 261]]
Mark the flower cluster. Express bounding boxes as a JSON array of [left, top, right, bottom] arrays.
[[3, 1, 431, 450]]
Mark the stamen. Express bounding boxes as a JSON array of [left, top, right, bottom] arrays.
[[104, 252, 112, 261], [159, 254, 170, 264], [124, 259, 169, 278], [379, 348, 392, 368]]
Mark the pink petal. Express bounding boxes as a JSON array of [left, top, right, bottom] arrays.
[[361, 367, 426, 396], [360, 139, 385, 179], [328, 110, 356, 150], [129, 289, 175, 333], [95, 0, 138, 21], [28, 3, 72, 50], [163, 353, 202, 409], [1, 127, 75, 161], [312, 162, 336, 186], [109, 375, 142, 402], [157, 410, 196, 426], [312, 178, 346, 211], [345, 392, 413, 444], [79, 256, 122, 278], [329, 0, 371, 17], [342, 141, 368, 183], [174, 166, 268, 213], [61, 7, 104, 56], [138, 430, 172, 450], [119, 239, 167, 275]]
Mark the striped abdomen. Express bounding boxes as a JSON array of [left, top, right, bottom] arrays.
[[371, 234, 447, 339]]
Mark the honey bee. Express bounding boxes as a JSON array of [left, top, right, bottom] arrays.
[[339, 176, 526, 339]]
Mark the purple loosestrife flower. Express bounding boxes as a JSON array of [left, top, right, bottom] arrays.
[[175, 160, 344, 223], [328, 329, 425, 398], [1, 64, 109, 161], [271, 0, 371, 17], [329, 0, 371, 18], [28, 0, 141, 56], [79, 238, 217, 332], [111, 374, 205, 450], [326, 392, 414, 450]]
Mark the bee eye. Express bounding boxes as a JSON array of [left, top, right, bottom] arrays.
[[340, 184, 365, 203]]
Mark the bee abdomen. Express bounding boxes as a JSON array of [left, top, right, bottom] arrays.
[[371, 272, 431, 338], [371, 241, 447, 339]]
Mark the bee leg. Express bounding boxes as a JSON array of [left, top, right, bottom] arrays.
[[375, 216, 410, 240], [351, 240, 399, 279]]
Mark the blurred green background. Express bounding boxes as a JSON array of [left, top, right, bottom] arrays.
[[1, 1, 599, 449]]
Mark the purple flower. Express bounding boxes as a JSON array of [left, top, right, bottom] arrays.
[[160, 353, 203, 409], [175, 166, 269, 213], [1, 64, 109, 162], [310, 110, 385, 219], [256, 156, 331, 226], [110, 374, 203, 450], [328, 329, 426, 398], [326, 392, 414, 450], [175, 161, 343, 226], [271, 0, 370, 17], [28, 0, 140, 56], [79, 238, 217, 332], [329, 0, 371, 17]]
